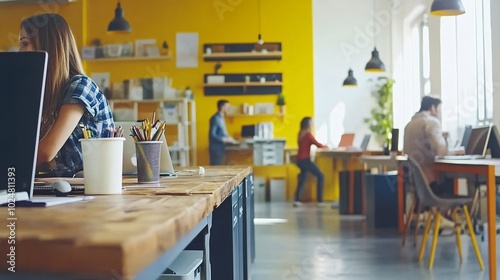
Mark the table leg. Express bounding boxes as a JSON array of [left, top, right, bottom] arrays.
[[398, 164, 405, 233], [348, 158, 355, 214], [486, 165, 496, 279]]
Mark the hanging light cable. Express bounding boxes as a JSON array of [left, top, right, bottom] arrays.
[[107, 1, 131, 33], [430, 0, 465, 16], [257, 0, 264, 45], [365, 0, 385, 72]]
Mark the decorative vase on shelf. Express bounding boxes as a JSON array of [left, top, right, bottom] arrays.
[[383, 143, 390, 155], [276, 93, 286, 115], [279, 105, 286, 115]]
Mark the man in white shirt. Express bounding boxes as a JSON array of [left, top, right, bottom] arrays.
[[403, 96, 452, 195]]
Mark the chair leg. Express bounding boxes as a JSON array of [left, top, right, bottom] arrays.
[[413, 202, 422, 248], [429, 212, 441, 269], [402, 195, 416, 246], [470, 187, 480, 217], [453, 208, 463, 263], [463, 204, 485, 270], [419, 210, 434, 261]]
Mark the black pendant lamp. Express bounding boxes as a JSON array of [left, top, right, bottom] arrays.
[[365, 0, 385, 72], [342, 69, 357, 87], [430, 0, 465, 16], [365, 47, 385, 72], [107, 1, 131, 33]]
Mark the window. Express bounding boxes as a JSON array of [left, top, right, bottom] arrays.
[[440, 0, 492, 143]]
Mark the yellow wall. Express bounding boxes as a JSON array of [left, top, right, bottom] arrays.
[[82, 0, 313, 166], [0, 0, 318, 198], [0, 2, 84, 50]]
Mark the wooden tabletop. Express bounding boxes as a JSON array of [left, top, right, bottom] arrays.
[[0, 166, 252, 279], [317, 149, 384, 158]]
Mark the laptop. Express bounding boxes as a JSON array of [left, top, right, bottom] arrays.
[[333, 134, 369, 151], [338, 133, 355, 148], [488, 125, 500, 158], [0, 52, 91, 207], [439, 125, 492, 160], [116, 121, 176, 176], [360, 134, 371, 151]]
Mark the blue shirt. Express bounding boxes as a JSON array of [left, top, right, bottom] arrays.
[[53, 75, 114, 174], [209, 112, 228, 151]]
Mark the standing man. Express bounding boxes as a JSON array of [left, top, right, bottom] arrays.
[[403, 95, 450, 195], [209, 99, 234, 165]]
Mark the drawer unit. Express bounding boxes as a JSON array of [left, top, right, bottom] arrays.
[[253, 139, 286, 166], [211, 183, 244, 280]]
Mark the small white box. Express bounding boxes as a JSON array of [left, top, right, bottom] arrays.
[[254, 102, 274, 114], [152, 77, 170, 99], [206, 75, 225, 84], [81, 46, 96, 60], [159, 250, 203, 280], [270, 178, 286, 202], [163, 105, 179, 123]]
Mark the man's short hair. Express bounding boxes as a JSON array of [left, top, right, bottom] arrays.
[[419, 96, 442, 112], [217, 99, 229, 111]]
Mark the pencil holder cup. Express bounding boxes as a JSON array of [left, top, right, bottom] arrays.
[[135, 141, 162, 183], [80, 138, 125, 194]]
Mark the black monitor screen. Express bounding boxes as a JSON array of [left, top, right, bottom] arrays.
[[0, 52, 47, 197], [460, 125, 473, 148], [241, 125, 255, 138], [488, 125, 500, 158], [466, 126, 492, 156]]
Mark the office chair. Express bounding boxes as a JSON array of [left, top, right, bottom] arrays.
[[406, 157, 484, 270], [401, 164, 423, 248]]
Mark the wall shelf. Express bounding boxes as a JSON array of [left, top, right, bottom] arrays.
[[203, 73, 282, 96], [225, 113, 285, 122], [227, 114, 276, 118], [203, 52, 282, 61], [203, 42, 282, 61], [83, 55, 172, 62], [204, 82, 283, 87]]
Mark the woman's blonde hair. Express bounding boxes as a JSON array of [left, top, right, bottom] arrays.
[[20, 13, 85, 136]]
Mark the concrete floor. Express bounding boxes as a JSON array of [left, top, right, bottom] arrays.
[[251, 202, 494, 280]]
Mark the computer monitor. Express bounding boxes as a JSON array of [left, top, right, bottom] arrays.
[[460, 125, 473, 148], [466, 125, 492, 156], [488, 125, 500, 158], [0, 52, 47, 198], [390, 128, 399, 152], [360, 134, 371, 151], [241, 125, 256, 139]]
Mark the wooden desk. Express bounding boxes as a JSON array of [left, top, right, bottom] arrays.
[[0, 166, 252, 280], [318, 150, 383, 214], [225, 145, 297, 164], [359, 155, 399, 171], [396, 159, 498, 279]]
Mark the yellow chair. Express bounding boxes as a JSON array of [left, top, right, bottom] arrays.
[[401, 163, 423, 248], [406, 157, 484, 270]]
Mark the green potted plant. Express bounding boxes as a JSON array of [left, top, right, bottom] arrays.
[[276, 93, 286, 115], [363, 77, 395, 153]]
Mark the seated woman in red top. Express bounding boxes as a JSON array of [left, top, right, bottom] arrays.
[[294, 117, 328, 207]]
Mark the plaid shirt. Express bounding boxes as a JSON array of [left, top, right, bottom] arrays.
[[52, 75, 114, 175]]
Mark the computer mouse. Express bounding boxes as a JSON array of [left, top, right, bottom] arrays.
[[51, 181, 72, 197]]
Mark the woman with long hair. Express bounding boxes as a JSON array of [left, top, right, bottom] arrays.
[[294, 117, 328, 207], [19, 13, 114, 176]]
